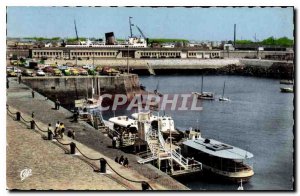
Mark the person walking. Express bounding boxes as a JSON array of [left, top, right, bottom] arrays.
[[47, 123, 53, 140], [59, 123, 65, 138], [31, 112, 35, 119], [18, 75, 22, 84], [119, 155, 124, 165], [54, 121, 60, 137], [115, 156, 119, 163], [112, 136, 117, 148], [67, 129, 75, 139], [56, 99, 61, 110], [31, 90, 35, 98], [123, 157, 129, 167]]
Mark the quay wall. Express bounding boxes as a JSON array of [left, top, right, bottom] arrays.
[[21, 74, 142, 107]]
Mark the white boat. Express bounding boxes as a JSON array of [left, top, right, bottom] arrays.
[[131, 111, 183, 140], [108, 116, 139, 147], [280, 87, 293, 93], [219, 80, 230, 101], [193, 75, 215, 100], [181, 132, 254, 182]]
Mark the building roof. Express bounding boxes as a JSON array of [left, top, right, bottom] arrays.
[[109, 116, 137, 127], [182, 137, 253, 160]]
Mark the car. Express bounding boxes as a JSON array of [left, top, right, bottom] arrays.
[[52, 69, 62, 76], [77, 68, 88, 75], [70, 68, 79, 76], [36, 70, 46, 76], [101, 66, 120, 76], [12, 67, 22, 73], [43, 66, 54, 73], [7, 70, 17, 77], [62, 68, 71, 76], [6, 67, 13, 72], [22, 69, 33, 76], [82, 64, 94, 70], [88, 69, 97, 76]]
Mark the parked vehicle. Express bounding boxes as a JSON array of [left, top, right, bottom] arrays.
[[7, 70, 17, 77], [83, 64, 94, 70], [88, 69, 97, 76], [62, 68, 71, 76], [36, 69, 46, 76], [43, 66, 54, 73], [70, 68, 79, 76], [77, 68, 88, 75], [52, 68, 63, 76], [22, 69, 34, 76], [101, 66, 120, 76]]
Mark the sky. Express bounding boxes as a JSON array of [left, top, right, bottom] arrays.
[[6, 6, 294, 41]]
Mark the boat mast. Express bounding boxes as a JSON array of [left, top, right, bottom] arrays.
[[201, 74, 204, 94], [222, 81, 226, 98]]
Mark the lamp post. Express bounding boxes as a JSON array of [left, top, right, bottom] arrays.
[[127, 45, 129, 74]]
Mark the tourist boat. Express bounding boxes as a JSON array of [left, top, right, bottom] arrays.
[[107, 116, 139, 147], [219, 81, 230, 101], [192, 74, 215, 100], [280, 87, 293, 93], [131, 111, 183, 141], [181, 131, 254, 182]]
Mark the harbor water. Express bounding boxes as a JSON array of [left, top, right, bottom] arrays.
[[105, 75, 294, 190]]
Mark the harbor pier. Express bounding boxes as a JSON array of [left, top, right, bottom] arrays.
[[6, 78, 189, 190]]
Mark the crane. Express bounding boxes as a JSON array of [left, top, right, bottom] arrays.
[[136, 25, 147, 39], [74, 20, 79, 41]]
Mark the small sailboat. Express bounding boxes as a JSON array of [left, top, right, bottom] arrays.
[[192, 74, 214, 100], [154, 80, 163, 97], [219, 81, 230, 101]]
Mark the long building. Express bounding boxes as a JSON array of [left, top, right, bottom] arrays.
[[29, 47, 222, 60]]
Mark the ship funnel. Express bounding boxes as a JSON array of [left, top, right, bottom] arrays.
[[105, 32, 115, 45]]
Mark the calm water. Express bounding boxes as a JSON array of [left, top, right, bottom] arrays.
[[106, 75, 294, 190]]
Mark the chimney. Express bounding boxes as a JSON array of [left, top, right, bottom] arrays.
[[234, 24, 236, 47]]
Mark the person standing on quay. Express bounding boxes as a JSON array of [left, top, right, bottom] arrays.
[[18, 75, 22, 84], [57, 100, 61, 110], [54, 121, 60, 137], [32, 90, 35, 98]]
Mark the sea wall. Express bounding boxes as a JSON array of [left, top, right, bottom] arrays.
[[21, 74, 142, 107]]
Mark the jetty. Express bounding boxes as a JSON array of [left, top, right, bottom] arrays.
[[6, 77, 189, 190]]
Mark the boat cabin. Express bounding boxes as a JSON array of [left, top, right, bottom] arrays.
[[182, 137, 254, 181]]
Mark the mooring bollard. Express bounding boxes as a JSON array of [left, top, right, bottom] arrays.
[[16, 112, 21, 121], [30, 120, 35, 130], [100, 158, 107, 173], [48, 131, 53, 140], [70, 142, 76, 154], [142, 181, 150, 191]]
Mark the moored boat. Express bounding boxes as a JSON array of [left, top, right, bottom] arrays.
[[181, 131, 254, 182], [280, 87, 293, 93]]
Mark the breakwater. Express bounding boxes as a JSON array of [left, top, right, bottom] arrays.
[[44, 59, 293, 79], [21, 74, 142, 107]]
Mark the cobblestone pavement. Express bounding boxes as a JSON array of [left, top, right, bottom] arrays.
[[6, 77, 189, 190], [6, 112, 128, 190]]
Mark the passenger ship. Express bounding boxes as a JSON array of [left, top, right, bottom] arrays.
[[181, 131, 254, 182]]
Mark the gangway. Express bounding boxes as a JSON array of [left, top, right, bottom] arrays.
[[138, 127, 202, 175]]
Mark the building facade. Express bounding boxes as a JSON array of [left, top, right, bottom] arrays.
[[29, 47, 221, 60]]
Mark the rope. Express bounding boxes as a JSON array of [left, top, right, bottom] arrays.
[[106, 161, 152, 187], [55, 138, 72, 146], [75, 146, 101, 161], [7, 108, 17, 115], [34, 122, 48, 133], [20, 115, 31, 123]]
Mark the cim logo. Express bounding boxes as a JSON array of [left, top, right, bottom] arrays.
[[20, 168, 32, 181]]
